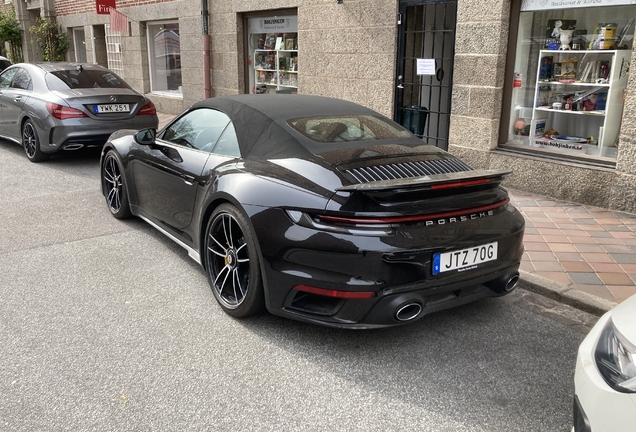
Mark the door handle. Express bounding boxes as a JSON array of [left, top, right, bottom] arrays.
[[181, 175, 195, 186], [13, 96, 21, 102]]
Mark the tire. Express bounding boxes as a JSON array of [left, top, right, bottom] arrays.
[[102, 150, 132, 219], [205, 204, 264, 318], [22, 119, 50, 162]]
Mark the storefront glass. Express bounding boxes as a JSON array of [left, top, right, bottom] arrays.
[[505, 2, 635, 165], [148, 22, 182, 95], [247, 15, 298, 95]]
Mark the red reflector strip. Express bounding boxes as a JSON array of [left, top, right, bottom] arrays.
[[317, 198, 510, 225], [294, 285, 375, 299], [431, 178, 490, 190]]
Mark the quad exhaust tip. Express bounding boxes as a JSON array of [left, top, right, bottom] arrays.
[[395, 302, 423, 322]]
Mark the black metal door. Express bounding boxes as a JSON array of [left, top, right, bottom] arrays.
[[395, 0, 457, 150]]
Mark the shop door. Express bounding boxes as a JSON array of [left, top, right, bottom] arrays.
[[395, 0, 457, 150]]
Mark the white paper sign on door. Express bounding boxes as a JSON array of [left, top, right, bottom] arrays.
[[416, 59, 436, 76]]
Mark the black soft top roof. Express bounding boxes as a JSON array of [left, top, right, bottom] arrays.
[[189, 95, 420, 159]]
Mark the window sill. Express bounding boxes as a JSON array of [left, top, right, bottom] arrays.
[[495, 144, 616, 170], [149, 91, 183, 99]]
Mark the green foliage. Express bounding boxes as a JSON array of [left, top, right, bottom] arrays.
[[30, 16, 69, 61], [0, 7, 23, 63]]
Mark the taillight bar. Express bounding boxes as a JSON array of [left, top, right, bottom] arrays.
[[46, 102, 88, 119], [431, 178, 490, 190], [294, 285, 375, 299], [137, 102, 156, 115], [317, 198, 510, 225]]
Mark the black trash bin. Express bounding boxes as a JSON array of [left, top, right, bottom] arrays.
[[401, 105, 428, 136]]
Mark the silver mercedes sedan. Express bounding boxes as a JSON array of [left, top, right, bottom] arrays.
[[0, 62, 158, 162]]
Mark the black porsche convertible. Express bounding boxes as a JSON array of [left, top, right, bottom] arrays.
[[101, 95, 525, 328]]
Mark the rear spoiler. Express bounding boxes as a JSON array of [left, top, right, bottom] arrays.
[[336, 169, 512, 192]]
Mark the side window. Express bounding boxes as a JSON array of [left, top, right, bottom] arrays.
[[212, 122, 240, 157], [0, 68, 17, 89], [161, 108, 230, 152], [11, 69, 32, 91]]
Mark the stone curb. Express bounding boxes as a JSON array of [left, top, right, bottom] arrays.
[[518, 270, 617, 317]]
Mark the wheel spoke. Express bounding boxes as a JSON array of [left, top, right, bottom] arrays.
[[214, 263, 230, 287], [104, 169, 115, 183], [105, 159, 115, 180], [107, 187, 118, 208], [233, 268, 245, 299], [207, 245, 226, 258], [209, 233, 227, 254], [235, 241, 249, 263], [222, 215, 233, 248]]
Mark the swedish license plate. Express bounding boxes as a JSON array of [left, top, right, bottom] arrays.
[[432, 242, 498, 275], [94, 104, 130, 113]]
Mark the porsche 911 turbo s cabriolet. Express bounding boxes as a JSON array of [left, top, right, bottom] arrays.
[[101, 95, 525, 328]]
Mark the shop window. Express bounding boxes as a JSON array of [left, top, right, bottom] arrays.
[[148, 22, 182, 95], [504, 2, 635, 165], [247, 15, 298, 95]]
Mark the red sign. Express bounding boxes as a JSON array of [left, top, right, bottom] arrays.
[[96, 0, 115, 14], [513, 72, 522, 88]]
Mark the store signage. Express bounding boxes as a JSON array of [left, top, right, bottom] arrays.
[[513, 72, 522, 88], [95, 0, 115, 14], [522, 0, 636, 11], [248, 15, 298, 34]]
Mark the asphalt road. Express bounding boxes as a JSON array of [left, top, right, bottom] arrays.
[[0, 141, 597, 431]]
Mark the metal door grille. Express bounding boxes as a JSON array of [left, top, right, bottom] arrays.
[[105, 24, 123, 75], [395, 0, 457, 150]]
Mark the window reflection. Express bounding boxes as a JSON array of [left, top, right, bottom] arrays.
[[148, 22, 182, 94]]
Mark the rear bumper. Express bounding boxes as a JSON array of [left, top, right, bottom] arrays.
[[249, 204, 525, 328], [272, 264, 521, 328], [43, 115, 158, 152]]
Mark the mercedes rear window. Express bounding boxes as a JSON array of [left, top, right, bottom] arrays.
[[46, 69, 131, 90], [287, 115, 412, 143]]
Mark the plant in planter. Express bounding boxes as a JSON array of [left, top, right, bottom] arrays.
[[30, 16, 69, 61]]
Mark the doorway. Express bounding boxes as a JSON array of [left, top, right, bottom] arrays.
[[395, 0, 457, 150]]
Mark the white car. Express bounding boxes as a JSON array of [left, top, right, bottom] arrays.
[[573, 294, 636, 431]]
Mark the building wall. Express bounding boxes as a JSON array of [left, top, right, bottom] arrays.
[[22, 0, 636, 212], [54, 0, 398, 117], [214, 0, 398, 117], [296, 0, 397, 117], [449, 0, 636, 213]]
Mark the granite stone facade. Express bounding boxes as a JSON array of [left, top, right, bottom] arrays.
[[26, 0, 636, 212], [448, 1, 636, 213]]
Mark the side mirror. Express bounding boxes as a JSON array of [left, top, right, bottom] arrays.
[[134, 128, 156, 145]]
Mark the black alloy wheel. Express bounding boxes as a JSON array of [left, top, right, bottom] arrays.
[[102, 150, 131, 219], [22, 119, 50, 162], [205, 204, 264, 317]]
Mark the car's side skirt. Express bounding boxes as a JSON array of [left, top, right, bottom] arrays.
[[138, 214, 202, 265]]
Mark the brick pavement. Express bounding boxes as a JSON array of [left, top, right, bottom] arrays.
[[510, 189, 636, 304]]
